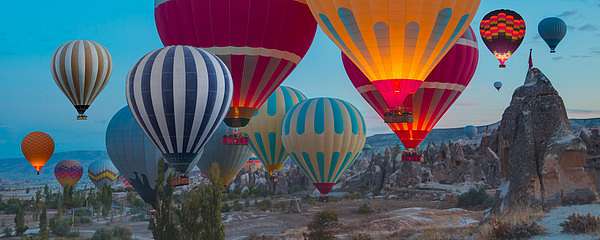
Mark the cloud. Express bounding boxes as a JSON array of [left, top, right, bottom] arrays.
[[568, 109, 600, 118], [568, 25, 577, 31], [552, 56, 564, 61], [570, 55, 593, 58], [558, 10, 578, 17], [579, 24, 599, 31]]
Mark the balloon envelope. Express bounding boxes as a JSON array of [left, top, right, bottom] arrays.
[[126, 46, 233, 174], [282, 97, 366, 195], [21, 132, 54, 173], [51, 40, 112, 120], [480, 9, 526, 68], [106, 106, 163, 207], [241, 86, 307, 175], [155, 0, 317, 127], [88, 159, 119, 189], [494, 81, 503, 91], [196, 123, 254, 186], [344, 27, 479, 149], [54, 160, 83, 188], [307, 0, 481, 110], [538, 17, 567, 53]]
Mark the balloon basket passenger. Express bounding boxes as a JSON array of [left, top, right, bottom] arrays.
[[401, 150, 423, 162], [169, 175, 190, 187], [383, 109, 413, 123], [223, 128, 249, 145]]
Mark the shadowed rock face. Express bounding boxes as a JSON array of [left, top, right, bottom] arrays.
[[496, 67, 595, 211]]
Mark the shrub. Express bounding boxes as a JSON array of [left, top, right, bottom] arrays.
[[304, 210, 339, 240], [560, 213, 600, 234], [457, 188, 494, 210], [49, 216, 72, 237], [91, 226, 132, 240], [357, 202, 372, 214], [247, 233, 275, 240], [232, 201, 244, 212], [491, 220, 545, 239], [257, 199, 272, 211], [352, 233, 372, 240], [74, 216, 92, 225], [74, 208, 92, 217]]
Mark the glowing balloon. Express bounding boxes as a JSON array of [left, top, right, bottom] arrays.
[[196, 123, 254, 186], [480, 9, 526, 68], [54, 160, 83, 188], [155, 0, 317, 127], [282, 98, 366, 195], [87, 159, 119, 189], [126, 46, 233, 174], [51, 40, 112, 120], [106, 106, 163, 207], [306, 0, 480, 113], [538, 17, 567, 53], [21, 132, 54, 174], [241, 86, 307, 175], [344, 27, 478, 150]]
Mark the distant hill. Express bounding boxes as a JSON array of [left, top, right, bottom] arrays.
[[366, 118, 600, 149], [0, 151, 108, 187]]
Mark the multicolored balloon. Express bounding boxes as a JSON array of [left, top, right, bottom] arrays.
[[87, 159, 119, 189], [306, 0, 480, 112], [155, 0, 317, 128], [51, 40, 112, 120], [241, 86, 306, 175], [126, 46, 233, 174], [494, 81, 503, 91], [344, 27, 478, 150], [196, 122, 254, 186], [106, 106, 163, 207], [282, 98, 366, 195], [54, 160, 83, 188], [480, 9, 526, 68], [21, 132, 54, 174], [538, 17, 567, 53]]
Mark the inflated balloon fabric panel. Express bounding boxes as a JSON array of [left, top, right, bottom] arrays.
[[155, 0, 317, 115], [51, 40, 112, 112], [282, 98, 366, 184], [538, 17, 567, 51], [307, 0, 480, 83], [126, 46, 233, 171], [106, 107, 162, 207], [480, 9, 526, 65], [88, 159, 119, 188], [21, 132, 55, 172], [242, 86, 306, 174], [54, 160, 83, 188]]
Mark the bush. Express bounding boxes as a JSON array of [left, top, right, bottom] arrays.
[[49, 217, 72, 237], [73, 216, 92, 225], [560, 213, 600, 234], [357, 202, 372, 214], [257, 199, 272, 211], [232, 201, 244, 212], [351, 233, 372, 240], [91, 226, 132, 240], [247, 233, 275, 240], [304, 210, 338, 240], [457, 188, 494, 210], [74, 208, 92, 217], [492, 220, 545, 239]]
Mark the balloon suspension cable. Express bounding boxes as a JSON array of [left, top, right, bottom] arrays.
[[77, 114, 88, 120], [529, 49, 534, 69]]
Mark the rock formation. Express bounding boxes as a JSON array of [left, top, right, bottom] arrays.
[[495, 66, 596, 212]]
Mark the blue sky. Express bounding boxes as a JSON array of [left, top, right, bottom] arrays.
[[1, 0, 600, 158]]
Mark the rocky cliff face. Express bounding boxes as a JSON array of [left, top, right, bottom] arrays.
[[495, 67, 595, 211]]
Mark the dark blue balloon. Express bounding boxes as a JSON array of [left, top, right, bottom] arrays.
[[538, 17, 567, 53]]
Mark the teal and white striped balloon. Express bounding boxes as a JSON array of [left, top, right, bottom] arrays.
[[282, 97, 366, 195], [242, 86, 306, 175]]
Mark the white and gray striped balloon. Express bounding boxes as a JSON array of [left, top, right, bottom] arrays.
[[126, 46, 233, 173], [51, 40, 112, 120]]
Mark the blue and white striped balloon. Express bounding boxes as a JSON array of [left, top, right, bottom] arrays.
[[282, 97, 366, 195], [126, 46, 233, 173]]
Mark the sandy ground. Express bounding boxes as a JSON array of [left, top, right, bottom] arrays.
[[533, 203, 600, 240]]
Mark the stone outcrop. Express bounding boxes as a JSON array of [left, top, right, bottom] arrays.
[[495, 67, 596, 211]]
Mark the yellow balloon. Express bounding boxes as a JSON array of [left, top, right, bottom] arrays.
[[242, 86, 306, 175], [306, 0, 481, 109]]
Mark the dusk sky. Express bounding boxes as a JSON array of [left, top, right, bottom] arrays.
[[1, 0, 600, 158]]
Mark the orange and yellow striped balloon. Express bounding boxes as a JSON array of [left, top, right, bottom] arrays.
[[21, 132, 55, 174], [306, 0, 481, 109]]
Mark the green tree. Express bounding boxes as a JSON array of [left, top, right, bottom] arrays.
[[200, 163, 225, 240], [304, 210, 338, 240], [39, 203, 48, 240], [149, 160, 179, 240], [177, 189, 203, 240], [33, 190, 42, 221], [14, 202, 28, 236], [99, 186, 113, 217]]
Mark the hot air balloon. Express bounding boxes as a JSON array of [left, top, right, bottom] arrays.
[[126, 46, 233, 174], [51, 40, 112, 120], [538, 17, 567, 53], [306, 0, 480, 121], [196, 122, 254, 186], [21, 132, 54, 174], [241, 86, 307, 175], [480, 9, 526, 68], [343, 27, 478, 160], [494, 81, 503, 91], [88, 159, 119, 189], [155, 0, 318, 128], [464, 125, 478, 139], [106, 106, 163, 207], [282, 98, 366, 195], [54, 160, 83, 188]]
